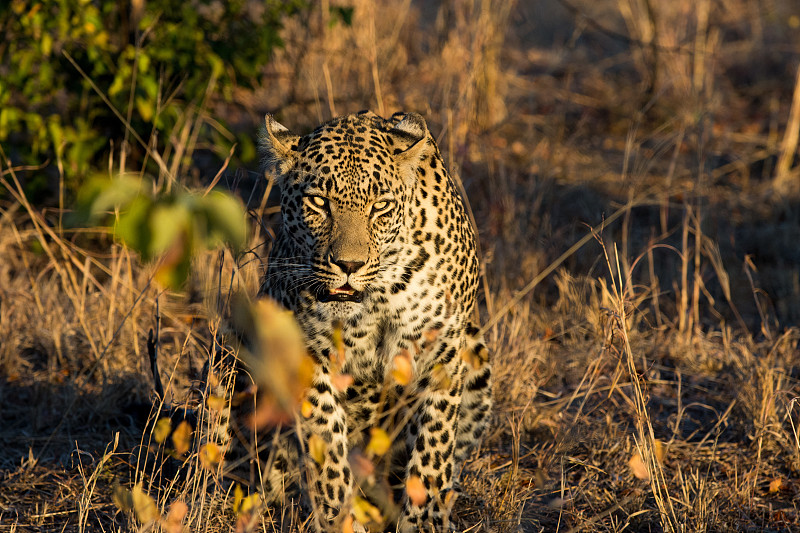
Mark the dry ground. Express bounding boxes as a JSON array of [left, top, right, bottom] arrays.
[[2, 1, 800, 532]]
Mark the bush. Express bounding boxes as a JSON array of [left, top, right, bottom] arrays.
[[0, 0, 305, 198]]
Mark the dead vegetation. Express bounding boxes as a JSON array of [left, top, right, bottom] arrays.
[[2, 0, 800, 531]]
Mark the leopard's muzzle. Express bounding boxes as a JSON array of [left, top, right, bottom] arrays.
[[316, 283, 364, 303]]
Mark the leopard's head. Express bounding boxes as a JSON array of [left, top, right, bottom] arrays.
[[260, 111, 433, 303]]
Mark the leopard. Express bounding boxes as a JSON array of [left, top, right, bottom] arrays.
[[255, 110, 492, 533]]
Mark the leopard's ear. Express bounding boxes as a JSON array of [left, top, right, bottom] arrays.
[[390, 112, 435, 178], [259, 114, 300, 179]]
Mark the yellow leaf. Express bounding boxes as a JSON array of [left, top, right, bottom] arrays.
[[135, 95, 155, 122], [652, 439, 665, 463], [232, 295, 310, 415], [391, 351, 413, 386], [93, 30, 109, 47], [40, 32, 52, 56], [331, 373, 354, 392], [443, 488, 458, 508], [423, 329, 440, 343], [460, 348, 478, 369], [352, 496, 382, 525], [629, 440, 666, 479], [233, 484, 244, 513], [331, 320, 346, 368], [232, 485, 261, 516], [406, 475, 427, 507], [163, 500, 188, 533], [207, 394, 226, 412], [248, 396, 294, 428], [153, 418, 172, 444], [431, 364, 451, 390], [199, 443, 222, 469], [628, 451, 649, 480], [461, 345, 488, 370], [112, 483, 133, 512], [240, 493, 261, 514], [301, 400, 314, 418], [342, 514, 356, 533], [308, 434, 327, 465], [769, 477, 785, 493], [131, 484, 160, 523], [366, 428, 391, 457], [171, 420, 193, 456], [298, 355, 316, 390]]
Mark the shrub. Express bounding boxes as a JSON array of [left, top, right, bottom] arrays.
[[0, 0, 306, 198]]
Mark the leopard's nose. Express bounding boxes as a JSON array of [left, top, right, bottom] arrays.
[[333, 259, 365, 275]]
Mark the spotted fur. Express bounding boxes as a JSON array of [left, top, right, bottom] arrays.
[[257, 111, 492, 532]]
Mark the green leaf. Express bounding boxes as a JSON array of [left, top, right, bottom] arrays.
[[147, 201, 191, 258], [89, 176, 147, 220], [47, 115, 64, 156], [139, 73, 158, 99], [115, 195, 153, 257], [135, 95, 154, 122], [195, 190, 247, 252], [137, 50, 151, 73], [108, 70, 128, 98], [154, 241, 193, 290], [40, 31, 53, 56]]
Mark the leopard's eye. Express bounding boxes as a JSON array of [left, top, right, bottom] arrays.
[[306, 195, 328, 211], [371, 200, 393, 217]]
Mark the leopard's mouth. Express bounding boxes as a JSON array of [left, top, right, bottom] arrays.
[[317, 283, 364, 303]]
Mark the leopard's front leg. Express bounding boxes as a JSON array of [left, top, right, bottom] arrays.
[[301, 368, 355, 532], [398, 343, 466, 533]]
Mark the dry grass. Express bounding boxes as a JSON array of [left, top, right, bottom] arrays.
[[2, 0, 800, 531]]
